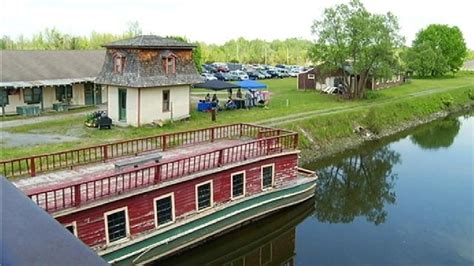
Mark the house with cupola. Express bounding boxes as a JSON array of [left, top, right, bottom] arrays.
[[95, 35, 202, 126]]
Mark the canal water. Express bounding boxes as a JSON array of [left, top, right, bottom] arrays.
[[155, 113, 473, 266]]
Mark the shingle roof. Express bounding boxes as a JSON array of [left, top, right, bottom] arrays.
[[0, 50, 105, 87], [103, 35, 196, 49]]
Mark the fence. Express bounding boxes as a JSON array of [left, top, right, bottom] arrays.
[[28, 132, 298, 213], [1, 123, 292, 179]]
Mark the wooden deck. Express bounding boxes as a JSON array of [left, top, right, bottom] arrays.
[[8, 124, 299, 213]]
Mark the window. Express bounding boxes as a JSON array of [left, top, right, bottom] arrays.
[[64, 222, 77, 237], [154, 193, 175, 228], [261, 164, 274, 190], [231, 171, 245, 199], [163, 55, 176, 75], [55, 85, 73, 102], [260, 242, 272, 265], [23, 87, 42, 104], [113, 54, 126, 74], [0, 89, 8, 105], [104, 207, 129, 244], [196, 180, 213, 211], [307, 74, 315, 80], [162, 90, 170, 112]]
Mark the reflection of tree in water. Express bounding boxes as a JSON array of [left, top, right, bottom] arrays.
[[314, 146, 401, 225], [410, 117, 461, 150]]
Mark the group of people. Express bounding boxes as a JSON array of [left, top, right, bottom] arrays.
[[203, 88, 266, 111]]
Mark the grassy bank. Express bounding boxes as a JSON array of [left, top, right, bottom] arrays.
[[1, 72, 473, 160], [287, 86, 473, 162]]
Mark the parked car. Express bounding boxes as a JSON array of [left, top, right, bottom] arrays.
[[277, 69, 290, 77], [275, 64, 286, 69], [259, 70, 272, 79], [229, 70, 249, 81], [201, 73, 217, 81], [214, 71, 231, 81], [267, 69, 283, 78], [247, 71, 265, 80], [289, 69, 299, 77]]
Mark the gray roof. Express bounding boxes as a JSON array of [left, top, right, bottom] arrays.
[[95, 48, 203, 87], [103, 35, 196, 49], [0, 50, 105, 87]]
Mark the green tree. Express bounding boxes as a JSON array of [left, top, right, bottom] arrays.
[[407, 24, 467, 77], [310, 0, 404, 99]]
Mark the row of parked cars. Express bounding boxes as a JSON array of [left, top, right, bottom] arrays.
[[201, 63, 308, 81]]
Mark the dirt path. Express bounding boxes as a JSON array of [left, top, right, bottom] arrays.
[[257, 85, 467, 126]]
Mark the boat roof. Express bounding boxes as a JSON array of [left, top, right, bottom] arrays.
[[0, 176, 107, 266]]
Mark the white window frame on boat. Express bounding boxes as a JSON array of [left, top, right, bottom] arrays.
[[103, 206, 130, 245], [261, 163, 275, 191], [64, 221, 78, 237], [153, 192, 176, 229], [195, 180, 214, 212], [230, 170, 246, 200]]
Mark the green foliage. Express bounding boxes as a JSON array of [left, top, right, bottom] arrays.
[[406, 24, 467, 77], [363, 108, 382, 134], [440, 94, 454, 109], [363, 90, 382, 100], [310, 0, 404, 99], [467, 88, 474, 100]]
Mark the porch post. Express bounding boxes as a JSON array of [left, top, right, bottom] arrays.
[[40, 86, 44, 111]]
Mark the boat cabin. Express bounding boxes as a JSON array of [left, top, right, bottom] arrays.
[[4, 123, 317, 264]]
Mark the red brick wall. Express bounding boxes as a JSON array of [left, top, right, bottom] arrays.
[[56, 153, 298, 248]]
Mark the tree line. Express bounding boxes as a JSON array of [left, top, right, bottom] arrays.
[[0, 24, 312, 66]]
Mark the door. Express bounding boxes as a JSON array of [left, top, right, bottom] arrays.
[[118, 88, 127, 122], [84, 83, 94, 105], [95, 84, 102, 105]]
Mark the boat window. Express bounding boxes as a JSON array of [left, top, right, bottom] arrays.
[[262, 164, 274, 190], [231, 171, 245, 199], [154, 193, 174, 227], [64, 222, 77, 236], [260, 242, 273, 265], [196, 181, 213, 211], [105, 208, 129, 243]]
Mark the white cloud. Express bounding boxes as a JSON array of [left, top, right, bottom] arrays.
[[1, 0, 472, 49]]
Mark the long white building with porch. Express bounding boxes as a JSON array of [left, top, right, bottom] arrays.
[[0, 50, 107, 114]]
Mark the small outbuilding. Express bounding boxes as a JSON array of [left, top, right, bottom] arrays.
[[297, 68, 343, 90], [95, 35, 202, 127]]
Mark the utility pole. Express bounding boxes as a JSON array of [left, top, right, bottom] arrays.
[[286, 47, 289, 65]]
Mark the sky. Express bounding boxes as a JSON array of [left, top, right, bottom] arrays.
[[1, 0, 472, 49]]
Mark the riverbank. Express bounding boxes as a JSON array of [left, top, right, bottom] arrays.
[[294, 89, 474, 164]]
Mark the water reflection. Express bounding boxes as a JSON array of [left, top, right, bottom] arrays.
[[312, 146, 401, 225], [152, 200, 314, 266], [410, 117, 461, 150]]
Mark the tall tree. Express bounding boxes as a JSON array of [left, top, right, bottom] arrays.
[[310, 0, 404, 99], [407, 24, 467, 77]]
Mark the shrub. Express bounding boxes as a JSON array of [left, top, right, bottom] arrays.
[[467, 89, 474, 100], [363, 90, 381, 100], [363, 108, 382, 134], [440, 94, 454, 109]]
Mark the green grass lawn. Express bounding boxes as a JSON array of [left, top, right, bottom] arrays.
[[1, 73, 473, 160]]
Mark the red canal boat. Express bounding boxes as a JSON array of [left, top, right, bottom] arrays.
[[2, 123, 317, 265]]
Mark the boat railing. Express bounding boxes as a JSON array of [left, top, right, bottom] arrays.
[[0, 123, 294, 179], [27, 132, 298, 213]]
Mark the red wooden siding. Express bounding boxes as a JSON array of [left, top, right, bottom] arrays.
[[56, 153, 298, 248]]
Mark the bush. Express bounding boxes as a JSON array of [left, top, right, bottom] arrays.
[[467, 89, 474, 100], [363, 90, 381, 100], [363, 108, 382, 134], [440, 94, 454, 109]]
